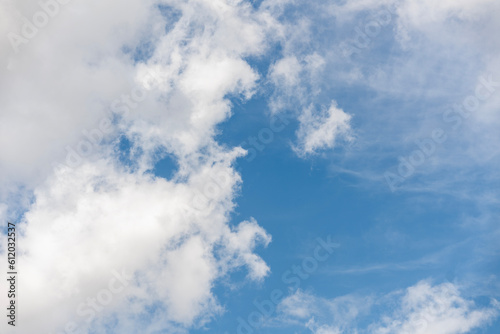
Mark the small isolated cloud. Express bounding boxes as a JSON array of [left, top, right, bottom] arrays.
[[294, 101, 353, 157], [276, 281, 500, 334]]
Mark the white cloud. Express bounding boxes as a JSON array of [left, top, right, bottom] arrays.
[[0, 0, 279, 201], [277, 290, 373, 333], [279, 290, 319, 319], [294, 101, 353, 157], [0, 0, 281, 333], [395, 0, 499, 43], [267, 52, 326, 114], [262, 4, 356, 159], [372, 281, 500, 334], [263, 0, 500, 198], [269, 56, 302, 88], [0, 0, 154, 188], [277, 281, 500, 334], [5, 152, 271, 333]]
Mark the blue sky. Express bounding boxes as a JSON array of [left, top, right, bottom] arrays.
[[1, 1, 500, 334], [197, 83, 500, 333]]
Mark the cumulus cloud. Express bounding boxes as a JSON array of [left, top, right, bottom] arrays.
[[12, 156, 272, 333], [0, 0, 280, 333], [371, 281, 500, 334], [294, 101, 353, 157], [277, 281, 500, 334], [0, 0, 279, 203]]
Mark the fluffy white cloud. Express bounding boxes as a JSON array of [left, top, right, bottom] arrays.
[[0, 0, 279, 202], [11, 156, 272, 333], [277, 281, 500, 334], [2, 149, 271, 333], [294, 101, 353, 157], [372, 281, 500, 334], [0, 0, 154, 188], [0, 0, 280, 333]]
